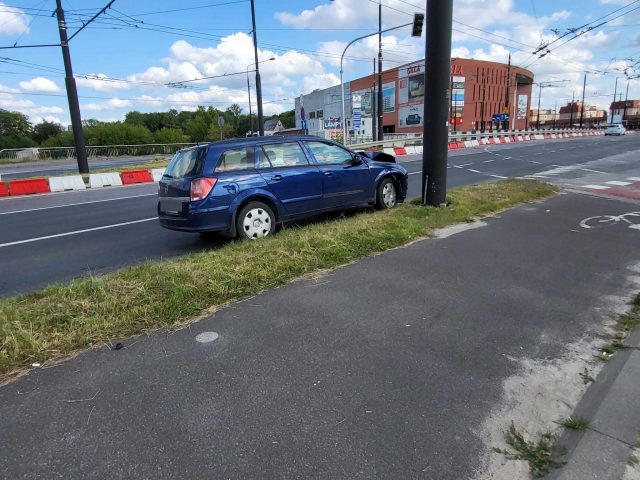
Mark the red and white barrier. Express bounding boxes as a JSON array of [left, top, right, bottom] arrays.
[[49, 175, 86, 192]]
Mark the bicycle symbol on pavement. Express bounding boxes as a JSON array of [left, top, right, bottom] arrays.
[[579, 212, 640, 231]]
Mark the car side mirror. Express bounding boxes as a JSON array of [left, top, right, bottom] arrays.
[[351, 153, 364, 165]]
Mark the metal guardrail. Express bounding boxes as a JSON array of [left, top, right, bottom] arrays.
[[0, 128, 604, 164], [0, 142, 198, 163], [348, 128, 600, 150]]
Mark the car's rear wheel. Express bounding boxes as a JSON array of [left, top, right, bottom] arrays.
[[237, 201, 276, 240], [376, 177, 398, 209]]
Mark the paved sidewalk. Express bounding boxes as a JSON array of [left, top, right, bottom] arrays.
[[1, 191, 640, 479]]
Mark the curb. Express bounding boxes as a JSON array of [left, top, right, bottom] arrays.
[[549, 327, 640, 479]]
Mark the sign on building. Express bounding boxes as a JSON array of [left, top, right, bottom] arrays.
[[352, 94, 362, 130], [323, 118, 342, 130], [517, 95, 528, 120]]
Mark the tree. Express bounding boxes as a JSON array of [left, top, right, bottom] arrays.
[[124, 111, 145, 126], [32, 121, 63, 144], [207, 121, 235, 141], [41, 131, 74, 148], [153, 127, 188, 144], [279, 109, 295, 128], [0, 109, 35, 149]]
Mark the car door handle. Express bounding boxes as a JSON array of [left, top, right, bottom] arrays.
[[324, 171, 334, 177], [271, 174, 283, 181], [225, 184, 237, 193]]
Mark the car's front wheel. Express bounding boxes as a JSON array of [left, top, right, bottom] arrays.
[[237, 201, 276, 240], [376, 177, 398, 209]]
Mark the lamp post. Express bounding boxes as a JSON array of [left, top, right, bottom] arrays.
[[535, 79, 570, 129], [340, 21, 412, 144], [246, 57, 275, 136]]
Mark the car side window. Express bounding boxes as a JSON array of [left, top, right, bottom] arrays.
[[216, 148, 252, 172], [258, 143, 309, 168], [306, 141, 353, 165]]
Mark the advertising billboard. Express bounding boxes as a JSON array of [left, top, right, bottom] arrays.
[[399, 61, 424, 104], [323, 118, 342, 129], [352, 94, 361, 130], [398, 104, 423, 128], [382, 82, 396, 112], [517, 95, 528, 119]]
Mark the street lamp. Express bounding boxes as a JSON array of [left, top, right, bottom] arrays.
[[340, 21, 412, 144], [535, 79, 570, 130], [246, 57, 275, 136]]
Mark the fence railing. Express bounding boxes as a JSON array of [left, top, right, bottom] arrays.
[[0, 142, 199, 163], [348, 127, 600, 151], [0, 127, 605, 164]]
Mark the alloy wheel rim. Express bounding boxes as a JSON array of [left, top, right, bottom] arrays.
[[383, 183, 396, 207], [243, 208, 271, 238]]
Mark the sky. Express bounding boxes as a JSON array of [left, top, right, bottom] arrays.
[[1, 0, 639, 126]]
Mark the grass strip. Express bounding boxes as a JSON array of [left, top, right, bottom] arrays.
[[0, 179, 556, 379]]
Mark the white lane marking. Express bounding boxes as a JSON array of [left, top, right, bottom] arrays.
[[468, 169, 481, 173], [579, 168, 605, 174], [458, 163, 473, 167], [490, 174, 507, 178], [504, 156, 512, 160], [0, 193, 157, 215], [528, 160, 542, 164], [628, 177, 640, 182], [606, 181, 632, 186], [408, 171, 421, 175], [0, 217, 157, 248], [583, 185, 610, 190], [483, 159, 495, 163]]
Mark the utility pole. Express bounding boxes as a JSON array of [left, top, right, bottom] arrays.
[[250, 0, 265, 136], [504, 52, 511, 130], [579, 73, 587, 128], [480, 74, 486, 131], [421, 0, 453, 207], [372, 59, 377, 142], [536, 83, 543, 129], [55, 0, 88, 174], [377, 0, 384, 142], [623, 79, 630, 126], [553, 101, 557, 129], [569, 90, 575, 128], [611, 77, 618, 123]]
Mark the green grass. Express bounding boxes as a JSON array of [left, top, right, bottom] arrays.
[[0, 179, 556, 379], [562, 416, 590, 431], [494, 422, 566, 478]]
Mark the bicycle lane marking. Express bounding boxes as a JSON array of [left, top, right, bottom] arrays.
[[579, 212, 640, 230]]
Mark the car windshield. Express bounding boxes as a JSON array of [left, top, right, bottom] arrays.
[[164, 148, 203, 179]]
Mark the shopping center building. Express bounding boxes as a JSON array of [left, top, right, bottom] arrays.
[[295, 58, 534, 142]]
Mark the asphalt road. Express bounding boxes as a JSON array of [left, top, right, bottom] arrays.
[[2, 191, 639, 479], [1, 134, 639, 296]]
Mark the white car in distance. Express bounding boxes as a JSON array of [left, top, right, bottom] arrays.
[[605, 124, 626, 136]]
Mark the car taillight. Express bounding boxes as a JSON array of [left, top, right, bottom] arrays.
[[191, 178, 217, 201]]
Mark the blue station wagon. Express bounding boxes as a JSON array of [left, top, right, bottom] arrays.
[[158, 136, 408, 240]]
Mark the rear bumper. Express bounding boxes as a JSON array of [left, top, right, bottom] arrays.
[[158, 205, 233, 233]]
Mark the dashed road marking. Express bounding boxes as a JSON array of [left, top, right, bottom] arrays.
[[490, 174, 507, 178], [606, 181, 632, 186], [468, 169, 481, 173], [583, 185, 610, 190]]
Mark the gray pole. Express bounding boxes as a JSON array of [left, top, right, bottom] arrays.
[[246, 70, 253, 135], [623, 79, 630, 126], [569, 90, 575, 128], [377, 0, 384, 142], [536, 83, 542, 129], [372, 59, 377, 142], [421, 0, 453, 207], [55, 0, 88, 174], [579, 73, 586, 128], [611, 77, 618, 123], [250, 0, 264, 136]]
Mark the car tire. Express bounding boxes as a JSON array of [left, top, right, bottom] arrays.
[[236, 201, 276, 240], [376, 177, 398, 210]]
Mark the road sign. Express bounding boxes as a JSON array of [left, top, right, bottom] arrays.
[[217, 116, 225, 127], [492, 113, 509, 122]]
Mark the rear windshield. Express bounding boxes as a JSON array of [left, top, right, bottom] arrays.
[[163, 147, 204, 179]]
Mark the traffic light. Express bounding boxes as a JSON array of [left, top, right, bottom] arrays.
[[412, 12, 424, 37]]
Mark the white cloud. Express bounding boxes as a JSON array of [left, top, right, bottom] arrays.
[[81, 97, 132, 111], [75, 73, 130, 92], [32, 115, 63, 125], [303, 73, 340, 92], [19, 77, 61, 93], [0, 2, 29, 36]]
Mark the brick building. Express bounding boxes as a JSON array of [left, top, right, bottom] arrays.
[[295, 57, 534, 142]]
